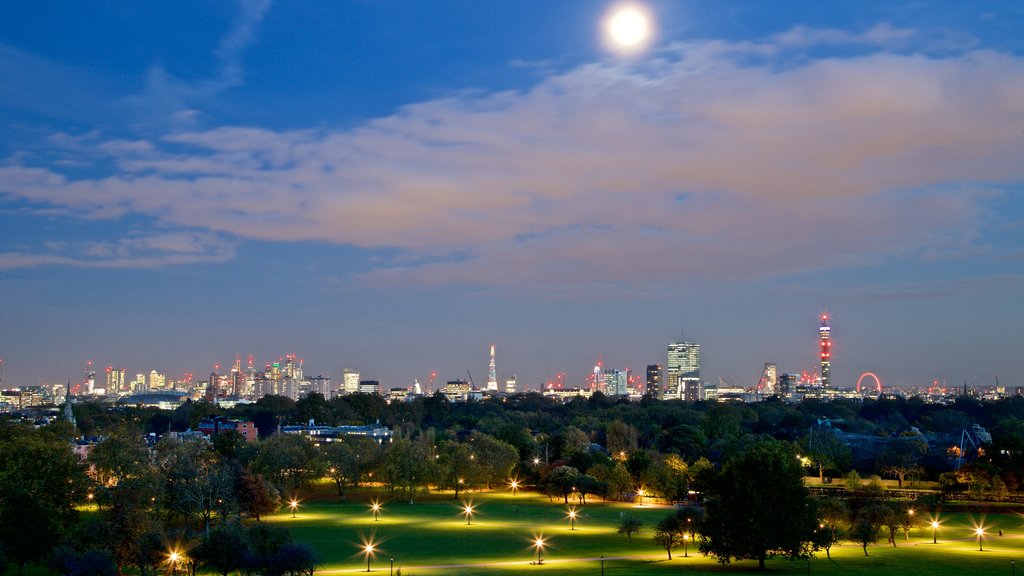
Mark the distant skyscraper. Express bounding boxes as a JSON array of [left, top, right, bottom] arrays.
[[148, 370, 166, 390], [358, 380, 380, 395], [602, 368, 629, 396], [666, 341, 700, 401], [105, 367, 124, 394], [505, 375, 517, 394], [646, 364, 662, 398], [343, 369, 360, 394], [487, 345, 498, 391], [819, 314, 832, 388], [760, 362, 778, 395]]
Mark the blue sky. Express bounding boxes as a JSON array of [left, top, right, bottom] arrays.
[[1, 1, 1022, 392]]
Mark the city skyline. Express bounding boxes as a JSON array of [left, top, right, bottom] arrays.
[[1, 1, 1022, 390]]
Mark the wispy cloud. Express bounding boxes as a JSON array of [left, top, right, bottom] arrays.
[[0, 231, 235, 270], [2, 26, 1022, 286], [124, 0, 273, 128]]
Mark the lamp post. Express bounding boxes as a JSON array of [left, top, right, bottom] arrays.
[[168, 551, 181, 576], [510, 479, 519, 496], [931, 520, 939, 544], [534, 537, 545, 565], [389, 556, 394, 576], [568, 508, 577, 531], [290, 499, 298, 518], [463, 503, 474, 525], [1012, 559, 1016, 576], [637, 488, 645, 506], [683, 533, 689, 557], [600, 556, 604, 576], [364, 543, 374, 572], [371, 501, 381, 522], [977, 527, 986, 552]]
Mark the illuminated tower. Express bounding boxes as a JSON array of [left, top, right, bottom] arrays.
[[667, 341, 700, 401], [819, 313, 832, 388], [486, 345, 498, 391], [646, 364, 662, 398]]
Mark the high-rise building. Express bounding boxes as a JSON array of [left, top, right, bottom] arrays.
[[645, 364, 662, 398], [819, 314, 832, 388], [505, 375, 517, 394], [759, 362, 778, 395], [105, 367, 125, 394], [666, 341, 700, 401], [358, 380, 380, 395], [486, 345, 499, 391], [602, 368, 629, 396], [343, 369, 360, 394], [148, 370, 166, 390]]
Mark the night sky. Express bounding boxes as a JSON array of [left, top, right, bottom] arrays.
[[1, 1, 1022, 391]]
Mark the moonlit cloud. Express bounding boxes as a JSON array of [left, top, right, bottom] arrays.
[[1, 28, 1022, 287]]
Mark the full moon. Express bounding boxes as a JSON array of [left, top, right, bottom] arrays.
[[604, 4, 652, 51]]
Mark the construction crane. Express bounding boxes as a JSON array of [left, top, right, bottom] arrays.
[[466, 370, 475, 388]]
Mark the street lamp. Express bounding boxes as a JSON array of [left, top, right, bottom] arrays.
[[533, 457, 541, 466], [976, 526, 986, 551], [533, 536, 545, 565], [167, 550, 182, 576], [931, 520, 939, 544], [683, 533, 689, 557], [290, 499, 299, 518], [371, 501, 381, 522], [637, 488, 645, 506], [510, 479, 519, 496], [389, 556, 394, 576], [363, 543, 375, 572], [567, 507, 577, 531], [463, 502, 475, 525], [600, 556, 604, 576]]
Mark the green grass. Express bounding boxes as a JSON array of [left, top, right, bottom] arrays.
[[266, 488, 1024, 575]]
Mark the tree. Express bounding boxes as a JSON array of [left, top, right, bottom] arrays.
[[0, 491, 61, 575], [801, 426, 851, 483], [196, 524, 251, 576], [559, 427, 590, 461], [617, 515, 643, 542], [268, 543, 317, 576], [643, 453, 689, 503], [235, 469, 281, 521], [815, 497, 848, 559], [849, 504, 885, 556], [546, 466, 581, 504], [469, 433, 519, 489], [437, 440, 476, 498], [159, 438, 236, 534], [88, 427, 154, 486], [606, 420, 639, 456], [877, 437, 927, 488], [0, 423, 87, 575], [252, 434, 324, 493], [380, 437, 433, 503], [322, 436, 378, 499], [246, 524, 292, 576], [698, 437, 819, 570], [653, 513, 684, 560]]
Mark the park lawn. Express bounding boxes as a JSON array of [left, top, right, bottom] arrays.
[[265, 488, 1024, 576]]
